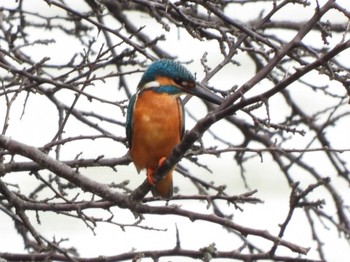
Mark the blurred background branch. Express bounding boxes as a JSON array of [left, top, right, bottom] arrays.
[[1, 0, 350, 261]]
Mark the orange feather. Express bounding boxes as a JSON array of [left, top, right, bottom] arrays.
[[130, 89, 183, 199]]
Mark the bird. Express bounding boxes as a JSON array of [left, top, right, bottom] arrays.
[[126, 59, 222, 199]]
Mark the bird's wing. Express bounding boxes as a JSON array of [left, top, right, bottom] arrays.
[[126, 94, 137, 149], [178, 98, 185, 139]]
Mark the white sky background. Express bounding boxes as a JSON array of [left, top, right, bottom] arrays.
[[1, 0, 350, 261]]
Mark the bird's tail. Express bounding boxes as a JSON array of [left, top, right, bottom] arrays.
[[151, 170, 173, 199]]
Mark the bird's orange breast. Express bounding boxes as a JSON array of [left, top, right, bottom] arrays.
[[130, 90, 183, 172]]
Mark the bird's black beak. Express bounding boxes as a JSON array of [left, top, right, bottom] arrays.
[[185, 84, 223, 105]]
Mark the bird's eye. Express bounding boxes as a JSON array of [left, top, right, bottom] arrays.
[[174, 78, 195, 89]]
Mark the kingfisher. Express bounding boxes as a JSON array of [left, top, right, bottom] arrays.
[[126, 59, 222, 199]]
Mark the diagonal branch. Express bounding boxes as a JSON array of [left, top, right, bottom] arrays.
[[129, 0, 346, 202]]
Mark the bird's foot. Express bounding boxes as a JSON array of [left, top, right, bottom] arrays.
[[158, 157, 166, 167], [146, 167, 156, 186], [146, 157, 167, 186]]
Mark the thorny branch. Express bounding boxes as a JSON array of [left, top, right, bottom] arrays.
[[1, 0, 350, 261]]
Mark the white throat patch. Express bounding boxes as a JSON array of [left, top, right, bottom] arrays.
[[142, 81, 160, 89]]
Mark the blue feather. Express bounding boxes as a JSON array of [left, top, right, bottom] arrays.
[[126, 94, 137, 147], [150, 85, 182, 94], [139, 59, 195, 87]]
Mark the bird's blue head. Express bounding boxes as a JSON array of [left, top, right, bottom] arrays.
[[137, 59, 223, 104], [138, 59, 196, 92]]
